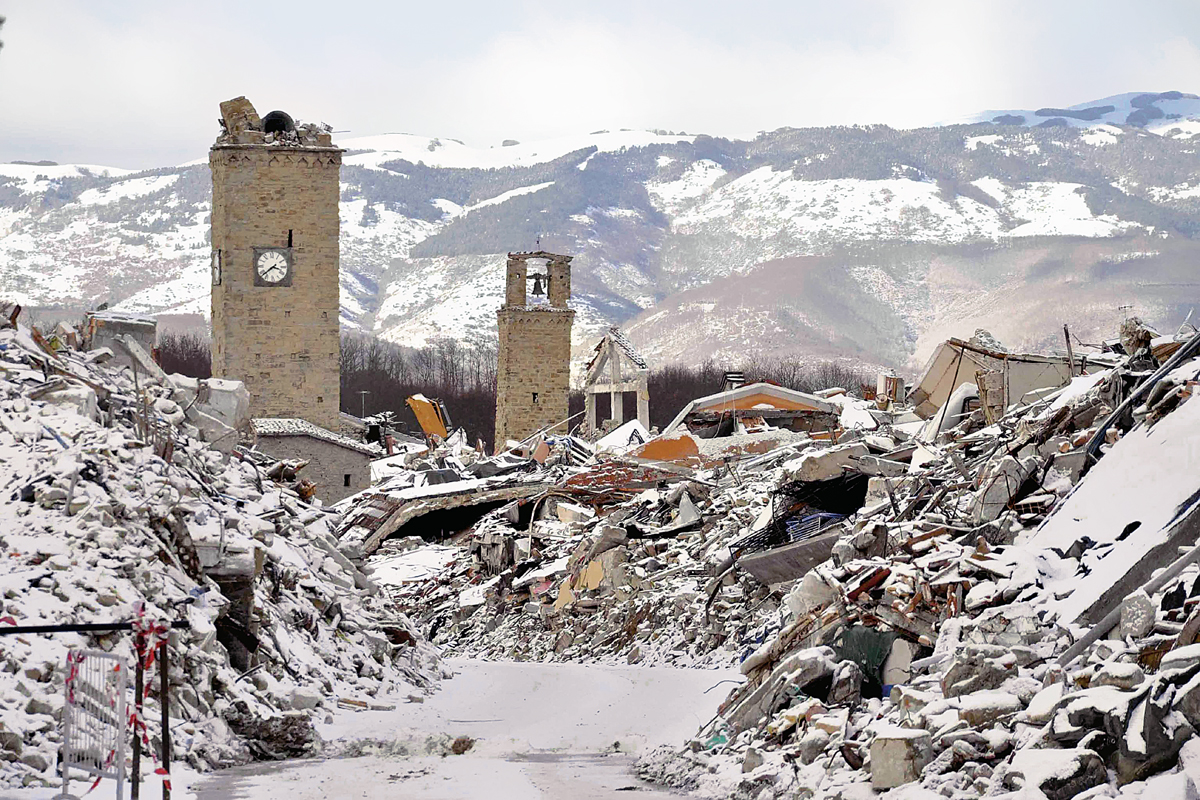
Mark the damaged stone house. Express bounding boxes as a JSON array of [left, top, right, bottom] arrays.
[[250, 417, 381, 504]]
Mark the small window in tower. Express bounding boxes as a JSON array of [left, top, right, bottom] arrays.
[[343, 474, 351, 487], [287, 229, 293, 248], [532, 392, 539, 404], [284, 310, 291, 318], [317, 396, 324, 403]]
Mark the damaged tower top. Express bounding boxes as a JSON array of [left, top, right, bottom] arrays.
[[215, 95, 334, 147], [494, 251, 575, 451]]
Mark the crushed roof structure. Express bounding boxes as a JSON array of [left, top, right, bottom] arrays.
[[907, 334, 1108, 419], [662, 381, 839, 435]]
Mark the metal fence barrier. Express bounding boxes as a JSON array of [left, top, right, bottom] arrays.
[[56, 650, 127, 800]]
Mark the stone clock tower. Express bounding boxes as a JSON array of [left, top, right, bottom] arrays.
[[209, 97, 342, 431]]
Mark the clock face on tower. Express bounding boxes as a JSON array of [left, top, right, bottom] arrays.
[[252, 248, 293, 287]]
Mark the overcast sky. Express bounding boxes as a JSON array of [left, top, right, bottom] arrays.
[[2, 0, 1199, 169]]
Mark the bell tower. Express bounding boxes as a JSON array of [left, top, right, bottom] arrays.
[[494, 251, 575, 451], [209, 96, 342, 431]]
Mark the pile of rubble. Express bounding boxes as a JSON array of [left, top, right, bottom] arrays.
[[370, 456, 787, 667], [0, 310, 443, 790], [348, 316, 1200, 797], [630, 322, 1200, 798]]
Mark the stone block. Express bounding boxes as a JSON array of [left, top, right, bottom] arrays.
[[220, 96, 263, 134], [289, 686, 322, 711], [43, 385, 98, 422], [870, 726, 932, 790], [1120, 589, 1156, 639], [957, 691, 1023, 726]]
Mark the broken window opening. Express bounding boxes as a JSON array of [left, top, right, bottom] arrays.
[[532, 392, 539, 404]]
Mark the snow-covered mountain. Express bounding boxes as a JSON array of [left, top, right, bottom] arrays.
[[4, 91, 1200, 372], [945, 90, 1200, 135]]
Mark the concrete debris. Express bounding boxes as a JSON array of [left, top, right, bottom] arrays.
[[870, 726, 932, 789], [0, 309, 445, 790], [141, 309, 1198, 799], [613, 322, 1200, 798]]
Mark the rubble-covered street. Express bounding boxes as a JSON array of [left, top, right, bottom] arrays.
[[9, 299, 1200, 800], [189, 657, 738, 800], [325, 318, 1200, 799]]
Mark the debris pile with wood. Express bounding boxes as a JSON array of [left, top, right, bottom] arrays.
[[634, 323, 1200, 799], [0, 309, 444, 791], [350, 317, 1200, 797], [369, 456, 791, 667]]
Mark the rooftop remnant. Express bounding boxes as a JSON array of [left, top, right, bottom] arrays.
[[908, 333, 1101, 419], [250, 417, 382, 503], [662, 381, 840, 439], [584, 326, 650, 435], [82, 310, 156, 373]]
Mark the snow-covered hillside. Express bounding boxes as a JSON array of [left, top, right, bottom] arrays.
[[947, 90, 1200, 132], [3, 94, 1200, 372]]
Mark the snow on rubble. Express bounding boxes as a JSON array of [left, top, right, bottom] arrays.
[[0, 308, 444, 792], [344, 319, 1200, 798]]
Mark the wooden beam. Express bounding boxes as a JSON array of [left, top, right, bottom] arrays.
[[585, 381, 642, 394]]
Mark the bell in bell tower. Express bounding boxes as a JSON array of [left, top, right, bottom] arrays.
[[494, 251, 574, 451]]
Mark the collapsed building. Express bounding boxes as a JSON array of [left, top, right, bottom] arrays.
[[0, 306, 443, 791], [583, 326, 651, 434], [332, 316, 1200, 798]]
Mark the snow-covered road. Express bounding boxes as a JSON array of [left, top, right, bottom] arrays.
[[190, 658, 741, 799]]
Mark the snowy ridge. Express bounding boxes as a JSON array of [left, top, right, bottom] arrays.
[[341, 130, 695, 171], [945, 90, 1200, 133]]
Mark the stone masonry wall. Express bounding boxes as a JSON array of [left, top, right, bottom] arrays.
[[210, 145, 342, 431], [253, 435, 371, 504], [495, 308, 574, 451]]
